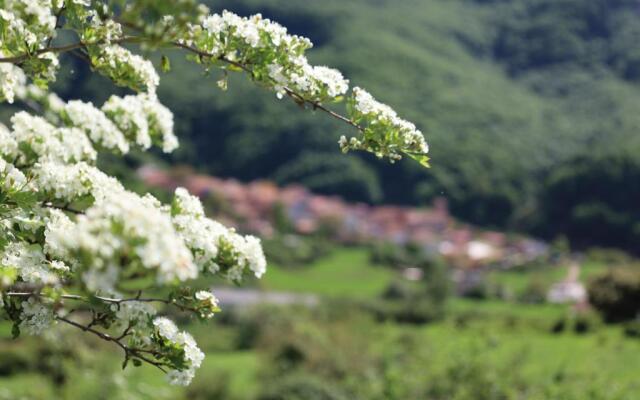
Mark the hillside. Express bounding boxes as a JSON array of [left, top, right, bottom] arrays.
[[53, 0, 640, 251]]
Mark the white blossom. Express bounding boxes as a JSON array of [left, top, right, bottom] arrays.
[[64, 100, 130, 154], [20, 297, 55, 335], [172, 187, 267, 279], [102, 93, 178, 153], [113, 301, 157, 325], [194, 11, 347, 102], [33, 161, 120, 202], [10, 111, 96, 164], [153, 317, 179, 340], [153, 317, 204, 386], [342, 87, 429, 162], [51, 187, 198, 287], [0, 61, 26, 103], [0, 123, 18, 159], [165, 332, 204, 386], [96, 45, 159, 94], [195, 290, 219, 318], [0, 158, 26, 190], [1, 242, 60, 285]]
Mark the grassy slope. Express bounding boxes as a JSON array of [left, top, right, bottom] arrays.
[[260, 248, 395, 298], [0, 248, 623, 399]]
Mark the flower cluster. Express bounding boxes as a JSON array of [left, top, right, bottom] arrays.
[[0, 61, 26, 103], [32, 161, 118, 202], [2, 242, 61, 285], [11, 111, 96, 165], [19, 297, 55, 335], [185, 11, 349, 103], [0, 157, 26, 190], [194, 290, 220, 319], [102, 94, 178, 153], [153, 317, 205, 385], [61, 190, 197, 290], [61, 95, 178, 155], [87, 44, 159, 94], [172, 187, 267, 281], [0, 1, 56, 51], [63, 100, 130, 154], [0, 2, 61, 90], [341, 87, 430, 165]]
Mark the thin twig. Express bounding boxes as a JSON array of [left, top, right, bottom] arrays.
[[5, 292, 167, 304], [57, 315, 169, 373], [0, 36, 140, 64], [6, 290, 202, 316]]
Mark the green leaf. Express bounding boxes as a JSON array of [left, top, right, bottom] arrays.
[[10, 190, 38, 208], [405, 152, 431, 168], [226, 64, 244, 72], [11, 323, 20, 339], [161, 55, 171, 73]]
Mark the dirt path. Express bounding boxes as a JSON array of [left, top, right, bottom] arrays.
[[212, 287, 318, 307]]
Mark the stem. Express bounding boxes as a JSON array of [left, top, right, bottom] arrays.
[[5, 291, 167, 304]]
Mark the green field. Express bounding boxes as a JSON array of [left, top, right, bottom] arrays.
[[486, 262, 608, 298], [260, 248, 395, 298], [0, 247, 636, 400]]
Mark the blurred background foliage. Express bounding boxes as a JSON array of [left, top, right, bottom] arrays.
[[46, 0, 640, 253]]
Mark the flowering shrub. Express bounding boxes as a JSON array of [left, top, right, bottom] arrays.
[[0, 0, 428, 385]]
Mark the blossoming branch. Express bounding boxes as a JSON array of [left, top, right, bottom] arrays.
[[0, 0, 429, 386]]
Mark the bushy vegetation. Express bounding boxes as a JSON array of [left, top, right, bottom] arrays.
[[588, 267, 640, 322], [261, 234, 333, 268]]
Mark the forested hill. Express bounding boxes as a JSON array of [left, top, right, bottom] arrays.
[[54, 0, 640, 252]]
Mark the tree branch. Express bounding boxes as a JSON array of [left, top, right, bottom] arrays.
[[4, 291, 199, 313], [171, 41, 364, 132], [0, 32, 364, 134], [0, 36, 140, 64], [57, 315, 169, 373]]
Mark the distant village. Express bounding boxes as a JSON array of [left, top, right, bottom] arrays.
[[139, 165, 549, 271]]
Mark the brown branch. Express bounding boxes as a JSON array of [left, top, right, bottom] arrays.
[[0, 42, 86, 63], [3, 199, 84, 215], [283, 87, 362, 131], [43, 203, 84, 215], [4, 291, 198, 313], [57, 315, 169, 373]]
